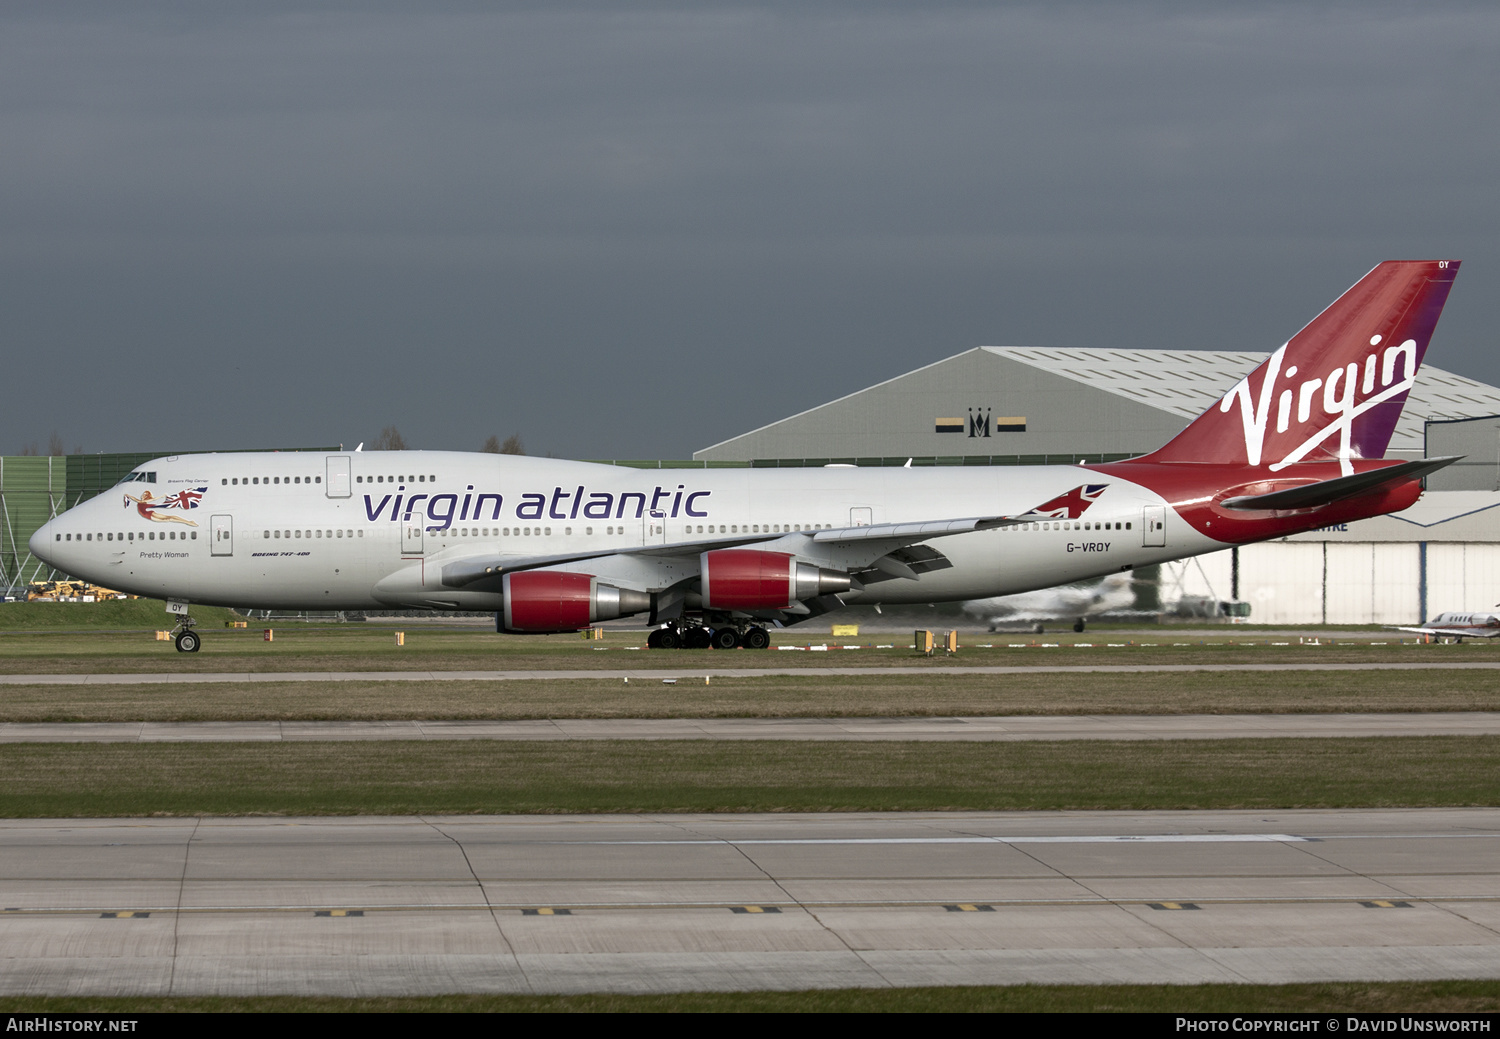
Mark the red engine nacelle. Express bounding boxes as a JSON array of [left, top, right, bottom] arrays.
[[501, 571, 650, 632], [699, 550, 851, 610]]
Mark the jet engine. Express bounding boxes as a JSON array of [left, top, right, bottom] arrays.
[[699, 550, 851, 610], [501, 571, 651, 632]]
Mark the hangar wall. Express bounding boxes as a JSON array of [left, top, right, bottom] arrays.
[[1161, 498, 1500, 625]]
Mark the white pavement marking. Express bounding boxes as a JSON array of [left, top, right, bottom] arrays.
[[3, 711, 1499, 742]]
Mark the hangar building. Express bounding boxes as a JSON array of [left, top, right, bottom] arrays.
[[693, 347, 1500, 625], [694, 347, 1500, 468]]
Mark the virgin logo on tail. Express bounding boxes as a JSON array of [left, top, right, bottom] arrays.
[[1222, 335, 1417, 474], [1146, 261, 1461, 470]]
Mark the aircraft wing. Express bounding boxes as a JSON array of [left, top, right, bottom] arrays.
[[439, 514, 1015, 589]]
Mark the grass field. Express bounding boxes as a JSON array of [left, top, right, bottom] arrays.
[[2, 736, 1495, 816], [3, 667, 1500, 722], [0, 621, 1487, 675], [0, 599, 244, 631], [4, 980, 1499, 1013]]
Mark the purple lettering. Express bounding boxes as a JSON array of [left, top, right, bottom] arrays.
[[363, 495, 392, 522]]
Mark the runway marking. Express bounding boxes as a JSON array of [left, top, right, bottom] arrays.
[[729, 906, 780, 914], [1149, 902, 1201, 911], [1359, 900, 1412, 909], [6, 895, 1500, 915], [589, 833, 1313, 846], [944, 904, 996, 912]]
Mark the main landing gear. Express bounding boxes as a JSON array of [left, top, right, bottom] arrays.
[[647, 623, 771, 650]]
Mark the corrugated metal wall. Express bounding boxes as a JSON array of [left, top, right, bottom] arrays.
[[1160, 542, 1497, 624]]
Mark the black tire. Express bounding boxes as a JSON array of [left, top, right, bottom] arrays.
[[686, 626, 712, 649], [1073, 619, 1085, 633], [647, 628, 665, 649], [710, 627, 740, 650], [656, 628, 682, 650], [742, 626, 770, 650], [175, 630, 201, 653]]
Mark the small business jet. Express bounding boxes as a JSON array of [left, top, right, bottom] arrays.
[[1397, 612, 1500, 641], [31, 261, 1462, 652], [962, 573, 1136, 633]]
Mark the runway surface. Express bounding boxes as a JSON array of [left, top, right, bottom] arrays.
[[3, 712, 1499, 743], [3, 661, 1500, 685], [3, 810, 1499, 995]]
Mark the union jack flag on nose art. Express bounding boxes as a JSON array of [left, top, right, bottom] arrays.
[[1024, 484, 1108, 520], [159, 487, 207, 510]]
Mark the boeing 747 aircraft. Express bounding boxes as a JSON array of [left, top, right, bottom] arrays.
[[31, 261, 1462, 651]]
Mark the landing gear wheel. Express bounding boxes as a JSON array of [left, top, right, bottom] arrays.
[[654, 628, 682, 650], [1073, 619, 1086, 633], [685, 626, 713, 649], [710, 627, 740, 650], [742, 626, 770, 650], [175, 630, 201, 653], [647, 628, 665, 649], [1032, 623, 1045, 635]]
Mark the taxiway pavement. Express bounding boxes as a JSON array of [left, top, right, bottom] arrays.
[[2, 661, 1500, 686], [3, 712, 1499, 743], [3, 810, 1499, 995]]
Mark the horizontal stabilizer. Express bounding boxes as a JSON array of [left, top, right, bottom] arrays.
[[1219, 456, 1460, 512]]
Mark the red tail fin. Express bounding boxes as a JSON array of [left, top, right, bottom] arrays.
[[1145, 261, 1460, 470]]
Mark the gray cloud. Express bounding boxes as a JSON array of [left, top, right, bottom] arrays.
[[1, 3, 1496, 457]]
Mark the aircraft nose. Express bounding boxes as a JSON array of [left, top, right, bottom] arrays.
[[29, 520, 55, 566]]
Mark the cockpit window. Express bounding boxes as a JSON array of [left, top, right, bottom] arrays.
[[116, 471, 157, 485]]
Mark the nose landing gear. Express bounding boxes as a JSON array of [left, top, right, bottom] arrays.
[[170, 615, 201, 653]]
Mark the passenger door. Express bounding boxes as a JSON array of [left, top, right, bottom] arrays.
[[211, 514, 233, 556], [1142, 506, 1166, 547], [402, 506, 425, 555], [326, 456, 352, 498]]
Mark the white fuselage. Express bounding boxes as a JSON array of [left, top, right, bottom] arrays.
[[31, 451, 1219, 613]]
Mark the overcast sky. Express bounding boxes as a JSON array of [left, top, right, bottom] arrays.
[[3, 2, 1497, 459]]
